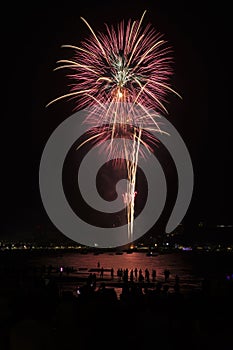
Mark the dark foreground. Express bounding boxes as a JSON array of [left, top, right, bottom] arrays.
[[0, 264, 233, 350]]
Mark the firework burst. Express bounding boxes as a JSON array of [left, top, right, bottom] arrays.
[[47, 10, 180, 114], [46, 10, 181, 240]]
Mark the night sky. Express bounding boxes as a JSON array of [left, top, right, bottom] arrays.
[[3, 1, 232, 241]]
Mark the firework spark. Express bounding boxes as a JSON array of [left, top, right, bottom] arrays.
[[47, 10, 181, 114], [47, 10, 181, 241]]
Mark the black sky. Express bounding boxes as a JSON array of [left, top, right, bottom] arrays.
[[3, 1, 232, 240]]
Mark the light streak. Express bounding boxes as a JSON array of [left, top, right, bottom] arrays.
[[47, 10, 181, 241]]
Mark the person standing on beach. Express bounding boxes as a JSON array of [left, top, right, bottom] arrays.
[[134, 268, 138, 281], [138, 270, 144, 282], [145, 268, 150, 282], [130, 269, 134, 282], [164, 269, 170, 282]]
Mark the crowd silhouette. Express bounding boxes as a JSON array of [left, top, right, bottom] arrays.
[[1, 259, 233, 350]]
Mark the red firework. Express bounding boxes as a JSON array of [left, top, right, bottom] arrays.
[[47, 10, 181, 116], [46, 11, 182, 238]]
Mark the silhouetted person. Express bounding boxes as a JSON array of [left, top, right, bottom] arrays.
[[138, 270, 144, 283], [87, 273, 93, 286], [164, 269, 170, 282], [100, 267, 104, 278], [130, 269, 134, 282], [123, 269, 128, 283], [145, 268, 150, 282], [110, 268, 114, 279], [134, 268, 138, 281], [118, 268, 123, 280]]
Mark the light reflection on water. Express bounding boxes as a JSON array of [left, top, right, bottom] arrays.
[[30, 251, 205, 296], [32, 252, 191, 277]]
